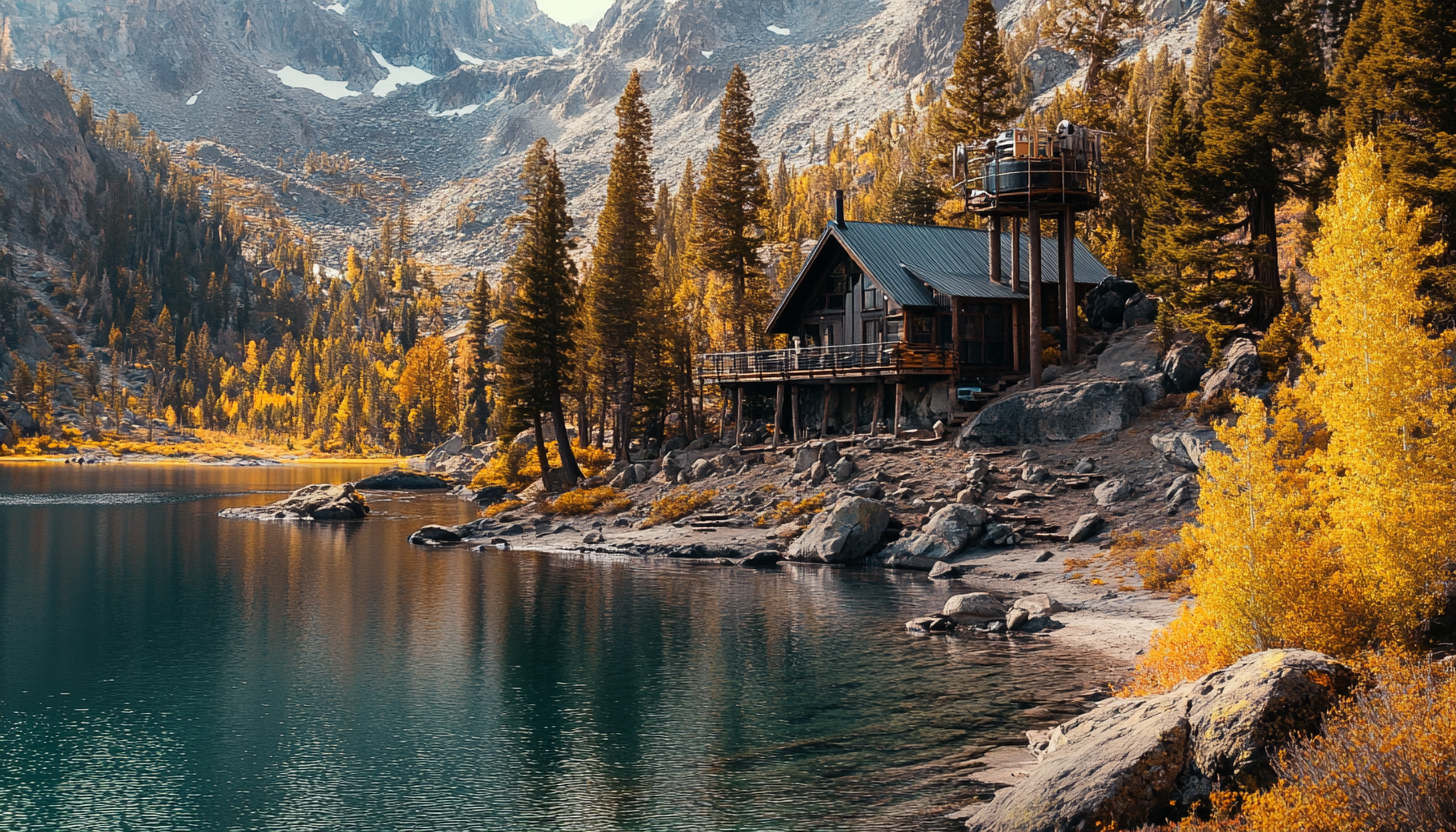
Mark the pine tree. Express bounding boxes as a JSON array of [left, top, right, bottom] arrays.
[[75, 92, 93, 137], [498, 138, 584, 485], [1185, 0, 1223, 119], [461, 271, 495, 442], [1196, 0, 1328, 326], [1340, 0, 1456, 295], [693, 65, 771, 353], [1142, 81, 1209, 307], [1049, 0, 1143, 101], [931, 0, 1021, 151], [592, 70, 657, 461]]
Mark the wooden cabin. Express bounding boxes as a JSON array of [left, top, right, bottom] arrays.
[[695, 211, 1111, 441]]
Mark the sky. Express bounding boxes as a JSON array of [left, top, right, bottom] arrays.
[[536, 0, 616, 27]]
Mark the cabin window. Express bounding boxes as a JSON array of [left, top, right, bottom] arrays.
[[825, 273, 848, 310], [885, 318, 903, 342], [909, 315, 934, 345], [824, 325, 835, 346], [863, 319, 883, 343], [862, 285, 881, 311], [801, 324, 820, 346], [959, 304, 1011, 366]]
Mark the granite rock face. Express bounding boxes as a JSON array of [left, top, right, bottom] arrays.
[[786, 496, 890, 564], [356, 469, 452, 490], [965, 650, 1356, 832], [958, 381, 1144, 446]]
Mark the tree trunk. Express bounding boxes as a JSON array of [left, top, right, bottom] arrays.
[[1250, 188, 1283, 327], [551, 398, 584, 483], [616, 353, 636, 462], [533, 411, 551, 480]]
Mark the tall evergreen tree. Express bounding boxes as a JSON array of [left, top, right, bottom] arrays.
[[693, 66, 771, 353], [1340, 0, 1456, 295], [592, 70, 657, 461], [461, 271, 495, 442], [1050, 0, 1143, 101], [1142, 81, 1215, 308], [1196, 0, 1328, 326], [498, 138, 584, 485], [0, 18, 14, 71], [931, 0, 1021, 151], [1185, 0, 1223, 119]]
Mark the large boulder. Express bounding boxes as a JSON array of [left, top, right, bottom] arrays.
[[355, 469, 452, 490], [1201, 338, 1263, 401], [968, 694, 1192, 832], [1083, 278, 1142, 331], [786, 496, 890, 564], [1096, 328, 1161, 381], [958, 381, 1143, 446], [1151, 429, 1222, 471], [942, 592, 1008, 623], [878, 504, 987, 561], [964, 650, 1356, 832], [219, 483, 369, 521], [1161, 340, 1209, 393]]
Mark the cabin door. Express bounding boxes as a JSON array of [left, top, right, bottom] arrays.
[[958, 304, 1011, 367]]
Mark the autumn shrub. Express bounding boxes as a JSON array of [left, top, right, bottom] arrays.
[[471, 441, 613, 492], [544, 487, 632, 516], [1239, 655, 1456, 832], [1135, 536, 1197, 594], [1122, 605, 1236, 697], [756, 492, 827, 526], [483, 499, 523, 518], [642, 488, 716, 528]]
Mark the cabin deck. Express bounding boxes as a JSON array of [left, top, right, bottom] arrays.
[[695, 343, 956, 384]]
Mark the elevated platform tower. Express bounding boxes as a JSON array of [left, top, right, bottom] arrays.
[[955, 122, 1103, 386]]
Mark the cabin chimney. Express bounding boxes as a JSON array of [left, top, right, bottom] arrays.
[[834, 190, 846, 228]]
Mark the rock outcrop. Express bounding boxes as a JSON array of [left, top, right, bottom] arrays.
[[959, 381, 1143, 446], [785, 496, 890, 564], [1151, 428, 1222, 471], [965, 649, 1357, 832], [219, 483, 369, 521], [356, 469, 452, 489], [1201, 338, 1263, 402], [878, 504, 986, 561]]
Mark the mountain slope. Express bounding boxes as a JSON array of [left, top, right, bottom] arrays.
[[1, 0, 1211, 272]]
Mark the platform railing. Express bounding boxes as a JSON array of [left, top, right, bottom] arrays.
[[695, 342, 954, 382]]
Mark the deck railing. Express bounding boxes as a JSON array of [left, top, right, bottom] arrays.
[[695, 342, 954, 382]]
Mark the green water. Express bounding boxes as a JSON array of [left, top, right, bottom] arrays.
[[0, 463, 1106, 831]]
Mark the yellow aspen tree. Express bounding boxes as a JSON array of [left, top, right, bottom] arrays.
[[1303, 136, 1456, 643]]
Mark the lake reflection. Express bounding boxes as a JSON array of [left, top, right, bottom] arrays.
[[0, 463, 1107, 831]]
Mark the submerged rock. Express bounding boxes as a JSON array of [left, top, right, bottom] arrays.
[[219, 483, 369, 521], [356, 469, 452, 490]]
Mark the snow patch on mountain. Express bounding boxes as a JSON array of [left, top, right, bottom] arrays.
[[434, 104, 481, 118], [766, 25, 791, 35], [270, 67, 361, 100], [370, 51, 435, 97], [454, 49, 485, 66]]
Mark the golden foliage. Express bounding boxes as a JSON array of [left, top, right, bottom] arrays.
[[642, 487, 717, 528], [471, 441, 615, 492], [756, 492, 828, 526], [543, 487, 632, 516], [1131, 141, 1455, 693], [483, 499, 523, 518], [1122, 605, 1236, 697]]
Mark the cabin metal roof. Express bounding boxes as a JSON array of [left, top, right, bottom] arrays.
[[768, 220, 1111, 331]]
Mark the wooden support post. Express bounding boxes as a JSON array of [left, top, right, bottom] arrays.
[[1062, 208, 1077, 365], [791, 385, 801, 444], [1011, 216, 1023, 295], [734, 387, 744, 447], [771, 383, 785, 450], [719, 387, 729, 441], [989, 215, 1003, 284], [871, 383, 885, 436], [849, 387, 859, 435], [819, 383, 831, 438], [892, 382, 904, 437], [1028, 206, 1043, 387]]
